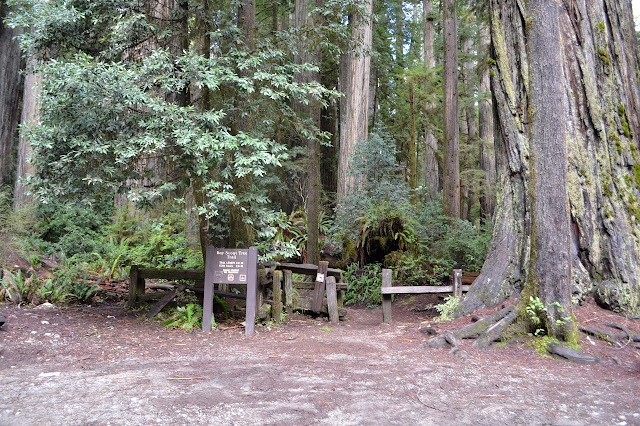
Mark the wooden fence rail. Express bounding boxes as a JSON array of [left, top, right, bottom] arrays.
[[381, 268, 470, 323]]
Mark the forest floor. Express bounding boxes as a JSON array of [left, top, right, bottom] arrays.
[[0, 293, 639, 425]]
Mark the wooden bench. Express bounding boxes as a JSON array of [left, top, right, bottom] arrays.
[[381, 268, 471, 323]]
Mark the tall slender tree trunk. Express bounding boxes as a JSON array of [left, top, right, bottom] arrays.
[[458, 0, 640, 319], [408, 80, 417, 190], [477, 19, 496, 217], [442, 0, 460, 218], [228, 0, 256, 248], [422, 0, 439, 194], [14, 60, 40, 210], [0, 6, 24, 188], [295, 0, 322, 265], [460, 29, 476, 221], [337, 2, 373, 201]]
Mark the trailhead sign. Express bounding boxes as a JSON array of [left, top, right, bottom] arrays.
[[202, 246, 258, 335], [211, 248, 249, 283]]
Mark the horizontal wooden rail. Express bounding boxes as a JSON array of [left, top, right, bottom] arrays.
[[275, 263, 343, 278], [381, 285, 471, 295], [382, 268, 469, 323], [137, 268, 204, 281]]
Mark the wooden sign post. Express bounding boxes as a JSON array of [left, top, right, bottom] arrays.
[[202, 246, 258, 335]]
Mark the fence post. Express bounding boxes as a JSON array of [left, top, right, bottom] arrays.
[[326, 276, 339, 324], [312, 261, 329, 312], [128, 265, 140, 308], [284, 269, 293, 314], [453, 269, 462, 298], [382, 269, 393, 323], [273, 270, 283, 322]]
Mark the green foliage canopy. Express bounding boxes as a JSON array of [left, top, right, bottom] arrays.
[[7, 0, 339, 238]]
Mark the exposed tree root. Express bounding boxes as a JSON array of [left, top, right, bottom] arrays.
[[423, 303, 521, 349], [424, 301, 637, 363], [579, 323, 640, 348], [547, 342, 599, 364]]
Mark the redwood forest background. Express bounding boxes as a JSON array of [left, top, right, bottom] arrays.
[[1, 0, 640, 339]]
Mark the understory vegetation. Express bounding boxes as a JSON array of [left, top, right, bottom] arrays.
[[1, 132, 491, 310]]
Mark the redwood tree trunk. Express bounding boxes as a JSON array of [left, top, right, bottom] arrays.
[[0, 6, 24, 187], [442, 0, 460, 218], [458, 0, 640, 318], [422, 0, 439, 194], [526, 0, 573, 339], [337, 2, 373, 201], [477, 19, 496, 218], [14, 61, 40, 210]]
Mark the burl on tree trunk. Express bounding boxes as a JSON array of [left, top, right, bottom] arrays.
[[445, 0, 640, 347]]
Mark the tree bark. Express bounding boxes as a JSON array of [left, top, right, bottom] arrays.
[[477, 19, 496, 217], [295, 0, 322, 265], [526, 0, 573, 339], [337, 1, 373, 201], [14, 60, 40, 210], [0, 7, 24, 188], [442, 0, 460, 218], [458, 0, 640, 318], [422, 0, 439, 194]]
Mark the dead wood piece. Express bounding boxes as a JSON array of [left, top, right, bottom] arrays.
[[472, 305, 521, 349], [419, 326, 437, 336], [547, 342, 599, 364], [422, 336, 452, 349], [145, 284, 187, 318], [39, 258, 59, 270]]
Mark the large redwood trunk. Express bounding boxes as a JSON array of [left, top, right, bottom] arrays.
[[0, 5, 24, 188], [458, 0, 640, 317], [337, 1, 373, 201]]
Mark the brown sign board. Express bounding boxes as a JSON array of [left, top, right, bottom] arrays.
[[203, 246, 257, 335], [210, 248, 250, 284]]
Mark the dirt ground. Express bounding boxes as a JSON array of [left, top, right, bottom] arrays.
[[1, 294, 639, 426]]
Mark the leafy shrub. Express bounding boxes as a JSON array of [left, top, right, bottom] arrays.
[[343, 263, 383, 307], [160, 299, 225, 330], [105, 207, 203, 270], [28, 199, 112, 261], [332, 133, 492, 285], [432, 296, 461, 322]]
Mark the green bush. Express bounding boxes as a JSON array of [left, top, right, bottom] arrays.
[[332, 133, 492, 286], [343, 263, 383, 307], [104, 207, 203, 270]]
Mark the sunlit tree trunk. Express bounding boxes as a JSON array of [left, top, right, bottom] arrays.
[[13, 60, 39, 210], [477, 19, 496, 217]]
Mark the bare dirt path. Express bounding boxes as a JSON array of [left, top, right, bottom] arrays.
[[1, 298, 639, 425]]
